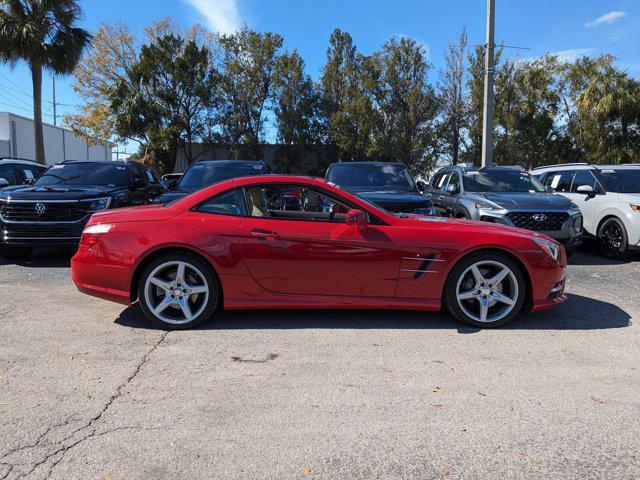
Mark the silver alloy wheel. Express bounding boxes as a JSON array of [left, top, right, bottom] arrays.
[[143, 260, 209, 325], [455, 260, 519, 323]]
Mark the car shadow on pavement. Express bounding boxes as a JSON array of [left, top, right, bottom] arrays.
[[0, 247, 74, 268], [569, 243, 639, 266], [115, 293, 631, 333]]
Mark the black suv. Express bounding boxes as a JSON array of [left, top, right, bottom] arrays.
[[0, 161, 166, 259], [155, 159, 268, 203], [324, 162, 435, 215], [0, 158, 47, 188]]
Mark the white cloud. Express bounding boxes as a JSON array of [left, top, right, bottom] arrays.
[[551, 48, 594, 62], [183, 0, 241, 34], [585, 11, 627, 28]]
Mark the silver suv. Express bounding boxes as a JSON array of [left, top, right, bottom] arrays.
[[426, 166, 583, 253]]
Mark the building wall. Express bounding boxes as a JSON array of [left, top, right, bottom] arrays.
[[0, 112, 112, 164]]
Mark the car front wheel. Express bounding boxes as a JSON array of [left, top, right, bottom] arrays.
[[137, 254, 220, 329], [598, 217, 628, 259], [445, 252, 526, 328]]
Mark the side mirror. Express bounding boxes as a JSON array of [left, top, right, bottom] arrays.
[[446, 183, 459, 195], [416, 180, 427, 193], [576, 184, 596, 197], [0, 178, 9, 188], [346, 209, 367, 230]]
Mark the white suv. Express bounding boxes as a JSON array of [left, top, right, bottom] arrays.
[[531, 163, 640, 258]]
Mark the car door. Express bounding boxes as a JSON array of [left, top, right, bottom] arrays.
[[567, 170, 600, 235], [143, 166, 167, 201], [129, 163, 150, 205], [428, 171, 451, 216], [440, 171, 462, 216], [238, 183, 401, 298]]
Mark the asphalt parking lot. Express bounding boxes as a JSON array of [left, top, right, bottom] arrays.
[[1, 246, 639, 480]]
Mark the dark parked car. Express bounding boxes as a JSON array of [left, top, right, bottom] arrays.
[[324, 162, 435, 215], [0, 158, 47, 188], [0, 160, 166, 260], [426, 165, 583, 253], [155, 159, 268, 203]]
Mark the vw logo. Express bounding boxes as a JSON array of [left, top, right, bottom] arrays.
[[34, 203, 46, 215], [532, 214, 547, 222]]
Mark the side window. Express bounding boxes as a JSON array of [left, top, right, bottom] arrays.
[[430, 172, 443, 189], [570, 170, 598, 192], [447, 172, 461, 192], [195, 189, 247, 216], [544, 170, 573, 193], [245, 185, 351, 222], [144, 167, 158, 184], [131, 164, 146, 184], [16, 165, 44, 183], [0, 164, 18, 184]]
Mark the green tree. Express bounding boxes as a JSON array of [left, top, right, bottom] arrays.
[[320, 29, 377, 162], [0, 0, 91, 164], [65, 21, 137, 146], [271, 50, 321, 173], [438, 27, 468, 165], [216, 26, 283, 159], [364, 37, 438, 173], [110, 33, 217, 171]]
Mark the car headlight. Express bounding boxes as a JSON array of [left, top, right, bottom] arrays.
[[475, 202, 508, 215], [87, 197, 112, 211], [568, 203, 581, 215], [533, 237, 560, 261], [630, 204, 639, 213]]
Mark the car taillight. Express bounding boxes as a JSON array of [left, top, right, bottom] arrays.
[[79, 223, 114, 248]]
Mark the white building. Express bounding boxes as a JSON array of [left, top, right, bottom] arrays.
[[0, 112, 112, 164]]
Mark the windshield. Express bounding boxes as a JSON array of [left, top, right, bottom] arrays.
[[34, 163, 129, 187], [326, 164, 415, 192], [179, 162, 265, 190], [462, 171, 547, 193], [595, 169, 640, 193]]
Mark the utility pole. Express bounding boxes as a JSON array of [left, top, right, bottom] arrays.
[[52, 76, 57, 126], [481, 0, 495, 168]]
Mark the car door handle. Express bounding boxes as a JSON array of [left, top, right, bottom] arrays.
[[251, 230, 279, 241]]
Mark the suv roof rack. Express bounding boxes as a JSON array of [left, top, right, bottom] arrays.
[[531, 162, 589, 170]]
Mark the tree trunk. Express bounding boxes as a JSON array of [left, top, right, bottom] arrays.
[[31, 62, 46, 164]]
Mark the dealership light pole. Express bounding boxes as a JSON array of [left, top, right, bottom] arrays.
[[481, 0, 495, 168]]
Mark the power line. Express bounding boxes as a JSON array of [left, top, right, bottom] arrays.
[[0, 71, 32, 97]]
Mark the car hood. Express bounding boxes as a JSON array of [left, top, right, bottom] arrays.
[[353, 190, 433, 209], [398, 214, 555, 242], [0, 184, 119, 201], [470, 192, 571, 209], [89, 204, 180, 223]]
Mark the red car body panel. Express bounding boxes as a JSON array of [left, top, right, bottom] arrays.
[[72, 175, 567, 314]]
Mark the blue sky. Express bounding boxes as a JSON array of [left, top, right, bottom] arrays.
[[1, 0, 639, 150]]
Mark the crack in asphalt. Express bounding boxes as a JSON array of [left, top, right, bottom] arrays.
[[1, 331, 169, 480]]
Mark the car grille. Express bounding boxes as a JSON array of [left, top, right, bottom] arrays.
[[2, 223, 85, 239], [0, 201, 92, 222], [506, 212, 569, 231]]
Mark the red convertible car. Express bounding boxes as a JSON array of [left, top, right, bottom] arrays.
[[71, 175, 567, 329]]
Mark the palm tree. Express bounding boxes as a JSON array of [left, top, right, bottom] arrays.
[[0, 0, 91, 164]]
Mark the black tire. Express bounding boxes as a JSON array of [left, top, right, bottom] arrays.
[[444, 251, 527, 328], [137, 253, 220, 329], [0, 246, 33, 261], [598, 217, 628, 259]]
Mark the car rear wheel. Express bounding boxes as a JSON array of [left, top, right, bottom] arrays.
[[598, 217, 628, 259], [0, 246, 33, 261], [444, 252, 526, 328], [137, 254, 219, 329]]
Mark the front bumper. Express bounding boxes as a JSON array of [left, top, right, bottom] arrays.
[[1, 220, 86, 247]]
